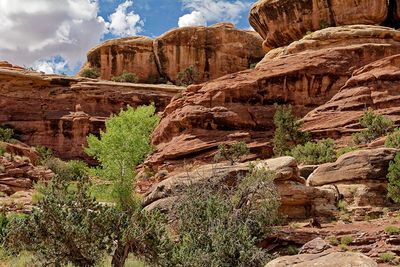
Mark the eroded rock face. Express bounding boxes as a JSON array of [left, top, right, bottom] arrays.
[[0, 67, 184, 160], [249, 0, 398, 50], [303, 53, 400, 139], [143, 157, 337, 219], [148, 26, 400, 170], [264, 252, 378, 267], [308, 148, 399, 208], [80, 23, 265, 85]]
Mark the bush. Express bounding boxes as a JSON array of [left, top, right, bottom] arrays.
[[273, 104, 310, 156], [177, 65, 196, 86], [319, 20, 330, 29], [287, 245, 299, 255], [214, 141, 250, 165], [352, 108, 393, 145], [0, 127, 14, 142], [384, 225, 400, 235], [291, 138, 336, 165], [111, 71, 138, 83], [326, 235, 339, 246], [387, 153, 400, 203], [385, 128, 400, 148], [169, 167, 281, 267], [340, 235, 353, 245], [81, 67, 100, 79], [35, 145, 52, 165], [379, 252, 396, 263]]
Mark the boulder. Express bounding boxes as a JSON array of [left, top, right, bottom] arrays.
[[249, 0, 397, 50], [299, 237, 330, 254], [264, 252, 378, 267], [148, 26, 400, 170]]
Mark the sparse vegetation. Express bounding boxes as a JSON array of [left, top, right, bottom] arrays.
[[0, 127, 14, 143], [319, 20, 330, 30], [249, 62, 257, 69], [290, 138, 336, 165], [287, 245, 299, 255], [214, 141, 250, 165], [111, 71, 138, 83], [177, 65, 196, 86], [35, 145, 53, 164], [387, 153, 400, 203], [340, 235, 353, 246], [273, 104, 310, 157], [385, 128, 400, 148], [326, 235, 339, 246], [379, 252, 396, 263], [384, 225, 400, 235], [352, 108, 393, 145], [81, 67, 100, 79]]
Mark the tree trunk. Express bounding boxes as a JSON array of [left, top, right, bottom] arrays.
[[111, 240, 130, 267]]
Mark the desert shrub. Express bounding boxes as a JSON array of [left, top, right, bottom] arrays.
[[384, 225, 400, 235], [35, 145, 53, 165], [0, 143, 5, 156], [214, 141, 250, 165], [111, 71, 138, 83], [387, 153, 400, 203], [0, 212, 8, 242], [0, 127, 14, 142], [177, 65, 196, 86], [273, 104, 310, 156], [326, 236, 339, 246], [379, 252, 396, 263], [352, 108, 393, 145], [4, 172, 119, 267], [340, 235, 353, 245], [169, 167, 281, 267], [81, 67, 100, 79], [290, 138, 336, 165], [385, 128, 400, 148], [249, 63, 257, 69], [287, 245, 299, 255], [319, 20, 330, 29]]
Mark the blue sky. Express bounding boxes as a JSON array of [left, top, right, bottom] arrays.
[[0, 0, 253, 75]]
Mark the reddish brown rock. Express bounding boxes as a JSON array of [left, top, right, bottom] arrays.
[[0, 67, 184, 160], [154, 22, 264, 84], [249, 0, 397, 50], [80, 36, 161, 83], [148, 26, 400, 170]]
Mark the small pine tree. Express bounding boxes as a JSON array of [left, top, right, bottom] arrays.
[[273, 104, 309, 156], [387, 153, 400, 203], [291, 138, 336, 165]]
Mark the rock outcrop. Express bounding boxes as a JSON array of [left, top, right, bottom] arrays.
[[0, 66, 184, 160], [143, 157, 337, 219], [303, 53, 400, 139], [264, 252, 378, 267], [80, 23, 265, 85], [147, 26, 400, 170], [249, 0, 400, 51]]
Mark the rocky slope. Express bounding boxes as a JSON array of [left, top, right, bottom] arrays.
[[0, 64, 184, 160], [147, 25, 400, 170], [80, 23, 265, 85]]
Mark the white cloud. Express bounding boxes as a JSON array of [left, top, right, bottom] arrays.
[[107, 0, 143, 37], [33, 59, 68, 74], [178, 0, 249, 27]]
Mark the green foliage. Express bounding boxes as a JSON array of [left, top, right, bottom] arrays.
[[337, 200, 348, 212], [4, 172, 119, 267], [290, 138, 336, 165], [177, 65, 196, 86], [340, 235, 353, 246], [249, 63, 257, 69], [287, 245, 299, 255], [387, 153, 400, 203], [0, 127, 14, 142], [35, 145, 53, 165], [111, 71, 138, 83], [0, 212, 8, 242], [319, 20, 330, 29], [273, 104, 310, 156], [379, 252, 396, 263], [81, 67, 100, 79], [385, 128, 400, 148], [169, 167, 280, 267], [352, 108, 393, 145], [0, 143, 5, 156], [326, 235, 339, 246], [384, 225, 400, 235], [214, 141, 250, 165], [336, 146, 356, 157]]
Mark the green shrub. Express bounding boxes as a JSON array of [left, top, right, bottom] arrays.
[[338, 244, 348, 251], [81, 67, 100, 79], [385, 128, 400, 148], [319, 20, 330, 29], [384, 225, 400, 235], [326, 235, 339, 246], [340, 235, 353, 245], [111, 71, 138, 83], [0, 127, 14, 142], [273, 104, 310, 156], [337, 200, 348, 212], [177, 65, 196, 86], [352, 108, 393, 145], [249, 63, 257, 69], [379, 252, 396, 263], [0, 143, 5, 156], [290, 138, 336, 165], [35, 145, 52, 165], [287, 245, 299, 255], [214, 141, 250, 165], [387, 153, 400, 203]]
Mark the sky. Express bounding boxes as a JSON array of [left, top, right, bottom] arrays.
[[0, 0, 254, 75]]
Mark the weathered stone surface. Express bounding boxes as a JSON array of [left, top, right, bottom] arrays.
[[148, 26, 400, 170], [0, 67, 184, 160], [264, 252, 378, 267], [308, 148, 399, 208], [154, 22, 265, 84], [303, 53, 400, 139], [299, 237, 330, 254], [80, 36, 161, 83], [143, 157, 337, 219], [249, 0, 394, 50]]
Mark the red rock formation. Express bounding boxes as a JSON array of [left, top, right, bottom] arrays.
[[0, 67, 184, 160], [147, 26, 400, 170], [80, 23, 265, 85], [249, 0, 400, 51]]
